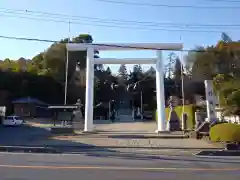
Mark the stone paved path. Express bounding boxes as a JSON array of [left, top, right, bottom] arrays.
[[94, 121, 157, 133]]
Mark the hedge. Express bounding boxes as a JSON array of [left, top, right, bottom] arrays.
[[155, 104, 197, 130], [209, 123, 240, 143]]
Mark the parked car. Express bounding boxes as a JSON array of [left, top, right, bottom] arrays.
[[3, 116, 23, 126]]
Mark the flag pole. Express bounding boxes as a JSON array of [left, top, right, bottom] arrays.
[[64, 20, 71, 105]]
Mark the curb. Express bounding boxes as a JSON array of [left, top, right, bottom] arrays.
[[194, 155, 240, 159], [66, 134, 189, 139], [195, 150, 240, 156], [26, 144, 223, 150], [0, 145, 222, 151], [0, 145, 226, 156]]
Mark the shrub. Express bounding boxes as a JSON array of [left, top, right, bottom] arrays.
[[209, 123, 240, 143]]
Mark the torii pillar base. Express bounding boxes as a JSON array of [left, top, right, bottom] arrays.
[[155, 130, 170, 134]]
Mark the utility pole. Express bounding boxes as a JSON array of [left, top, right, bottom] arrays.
[[140, 90, 143, 120], [64, 20, 71, 105], [181, 55, 185, 112], [180, 36, 185, 112]]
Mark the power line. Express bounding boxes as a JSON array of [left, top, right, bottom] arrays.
[[0, 10, 238, 33], [0, 34, 224, 53], [0, 13, 225, 33], [0, 8, 240, 28], [0, 35, 57, 43], [93, 0, 240, 9], [1, 11, 236, 30], [204, 0, 240, 2]]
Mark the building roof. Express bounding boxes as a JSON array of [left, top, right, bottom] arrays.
[[12, 97, 47, 105], [48, 105, 78, 109]]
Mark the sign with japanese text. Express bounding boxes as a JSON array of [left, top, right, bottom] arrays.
[[204, 80, 217, 121]]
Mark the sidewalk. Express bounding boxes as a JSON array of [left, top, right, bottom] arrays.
[[19, 135, 221, 156], [50, 135, 220, 149]]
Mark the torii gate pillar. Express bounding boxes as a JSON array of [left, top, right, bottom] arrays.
[[84, 47, 95, 131], [155, 50, 166, 133]]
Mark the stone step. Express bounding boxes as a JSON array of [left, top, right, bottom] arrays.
[[117, 114, 133, 122], [117, 114, 132, 116], [117, 109, 132, 115]]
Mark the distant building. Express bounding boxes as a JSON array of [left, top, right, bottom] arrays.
[[12, 97, 51, 118]]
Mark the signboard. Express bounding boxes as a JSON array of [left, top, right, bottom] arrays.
[[57, 111, 72, 121], [204, 80, 217, 121]]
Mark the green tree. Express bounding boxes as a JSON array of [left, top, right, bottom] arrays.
[[32, 53, 45, 74], [224, 89, 240, 115], [118, 64, 128, 83], [146, 66, 155, 75], [106, 66, 112, 76], [0, 34, 107, 107], [173, 57, 182, 96], [213, 73, 240, 116], [133, 64, 143, 74], [30, 34, 97, 84], [186, 33, 240, 81], [173, 57, 182, 84], [221, 32, 232, 43], [129, 65, 143, 84], [213, 74, 226, 106], [17, 57, 27, 72]]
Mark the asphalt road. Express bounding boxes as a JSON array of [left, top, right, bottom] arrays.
[[0, 152, 239, 180]]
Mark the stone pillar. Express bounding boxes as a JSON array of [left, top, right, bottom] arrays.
[[195, 110, 204, 129], [73, 99, 84, 131]]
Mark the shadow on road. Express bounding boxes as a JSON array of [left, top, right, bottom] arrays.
[[81, 150, 240, 165], [0, 124, 92, 148], [0, 124, 51, 146]]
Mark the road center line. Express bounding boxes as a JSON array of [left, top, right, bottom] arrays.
[[0, 164, 239, 171]]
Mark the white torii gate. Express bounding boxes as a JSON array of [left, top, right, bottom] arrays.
[[66, 43, 183, 133]]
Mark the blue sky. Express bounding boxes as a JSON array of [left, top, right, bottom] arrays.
[[0, 0, 239, 72]]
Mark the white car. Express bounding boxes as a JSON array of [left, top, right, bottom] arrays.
[[3, 116, 23, 126]]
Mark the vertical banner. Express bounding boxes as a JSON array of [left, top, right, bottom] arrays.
[[0, 106, 6, 116], [204, 80, 217, 122]]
